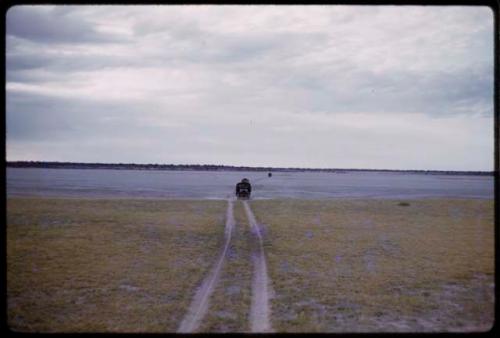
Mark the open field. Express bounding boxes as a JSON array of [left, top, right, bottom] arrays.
[[7, 197, 494, 333], [7, 197, 226, 332], [251, 198, 494, 332]]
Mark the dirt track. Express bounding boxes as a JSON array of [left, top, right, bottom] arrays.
[[177, 199, 273, 332], [177, 199, 235, 333], [243, 201, 273, 333]]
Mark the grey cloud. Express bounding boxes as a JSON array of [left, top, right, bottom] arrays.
[[6, 53, 48, 71], [6, 90, 233, 165], [6, 50, 132, 79], [267, 60, 493, 117], [6, 6, 126, 44], [5, 6, 494, 170], [132, 11, 203, 40], [193, 31, 327, 64], [7, 93, 83, 142], [6, 90, 190, 143]]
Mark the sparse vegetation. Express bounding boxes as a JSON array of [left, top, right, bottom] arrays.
[[8, 197, 494, 333], [251, 198, 494, 332], [199, 201, 253, 332], [7, 161, 493, 176], [7, 197, 226, 332]]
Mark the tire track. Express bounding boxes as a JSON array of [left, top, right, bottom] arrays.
[[243, 200, 273, 333], [177, 199, 235, 333]]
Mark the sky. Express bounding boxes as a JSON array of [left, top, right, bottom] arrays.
[[5, 5, 495, 170]]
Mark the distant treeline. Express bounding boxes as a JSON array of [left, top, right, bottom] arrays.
[[5, 161, 493, 176]]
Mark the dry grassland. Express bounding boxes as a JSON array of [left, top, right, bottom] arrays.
[[8, 197, 494, 333], [251, 198, 494, 332], [7, 197, 226, 332], [199, 200, 253, 332]]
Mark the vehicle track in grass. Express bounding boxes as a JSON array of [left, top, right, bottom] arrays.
[[197, 200, 253, 332], [243, 200, 274, 333], [177, 199, 235, 333]]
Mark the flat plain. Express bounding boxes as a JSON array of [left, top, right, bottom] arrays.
[[7, 197, 494, 332], [7, 197, 226, 332], [251, 198, 494, 332]]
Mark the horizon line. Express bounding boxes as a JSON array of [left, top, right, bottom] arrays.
[[5, 160, 494, 173]]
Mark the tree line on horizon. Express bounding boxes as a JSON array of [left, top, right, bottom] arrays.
[[5, 161, 493, 175]]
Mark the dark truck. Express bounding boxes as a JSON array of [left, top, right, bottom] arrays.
[[235, 178, 252, 199]]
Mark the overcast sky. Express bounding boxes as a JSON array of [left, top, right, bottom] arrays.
[[6, 5, 494, 170]]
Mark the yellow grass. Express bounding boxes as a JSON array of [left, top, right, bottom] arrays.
[[250, 198, 494, 332], [7, 197, 226, 333], [8, 197, 494, 333]]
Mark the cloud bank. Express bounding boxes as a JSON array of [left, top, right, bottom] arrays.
[[6, 5, 494, 170]]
